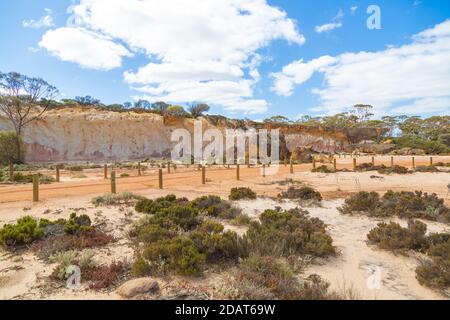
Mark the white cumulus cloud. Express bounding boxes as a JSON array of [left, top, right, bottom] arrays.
[[272, 20, 450, 116], [38, 0, 305, 114], [39, 27, 132, 70], [23, 8, 54, 28], [315, 9, 344, 34]]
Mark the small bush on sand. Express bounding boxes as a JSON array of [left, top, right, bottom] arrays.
[[414, 165, 440, 173], [11, 173, 55, 184], [312, 165, 335, 173], [134, 194, 188, 214], [415, 234, 450, 292], [367, 220, 428, 253], [241, 208, 335, 258], [92, 192, 145, 207], [190, 195, 241, 220], [339, 191, 450, 223], [230, 214, 252, 226], [378, 165, 410, 175], [355, 163, 385, 172], [141, 236, 206, 276], [224, 255, 339, 300], [279, 186, 322, 202], [84, 261, 125, 290], [338, 192, 381, 215], [190, 229, 240, 263], [229, 187, 257, 201], [0, 216, 44, 249], [120, 173, 130, 178]]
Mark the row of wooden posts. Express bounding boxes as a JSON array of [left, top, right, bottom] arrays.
[[25, 156, 436, 202]]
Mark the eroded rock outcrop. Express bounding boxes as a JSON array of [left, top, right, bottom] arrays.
[[0, 107, 380, 162]]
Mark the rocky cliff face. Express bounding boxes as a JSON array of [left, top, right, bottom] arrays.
[[0, 107, 370, 163]]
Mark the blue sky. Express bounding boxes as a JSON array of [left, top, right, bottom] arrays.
[[1, 0, 449, 120]]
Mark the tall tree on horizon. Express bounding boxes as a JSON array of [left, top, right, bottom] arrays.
[[0, 72, 59, 162]]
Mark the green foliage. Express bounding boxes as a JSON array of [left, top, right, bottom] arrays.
[[339, 191, 450, 223], [230, 214, 252, 226], [225, 255, 337, 300], [91, 192, 145, 206], [0, 131, 25, 165], [190, 195, 241, 219], [63, 213, 92, 235], [142, 236, 205, 276], [188, 103, 210, 118], [229, 187, 257, 201], [190, 229, 240, 263], [367, 220, 428, 252], [377, 165, 410, 175], [312, 165, 335, 173], [279, 186, 322, 202], [241, 208, 335, 258], [394, 135, 449, 154], [0, 216, 44, 249]]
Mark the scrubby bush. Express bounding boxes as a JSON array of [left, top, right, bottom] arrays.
[[190, 229, 240, 263], [92, 192, 145, 206], [367, 220, 428, 252], [142, 236, 206, 276], [224, 255, 337, 300], [9, 172, 55, 184], [279, 186, 322, 202], [241, 208, 335, 258], [379, 165, 410, 175], [339, 191, 450, 223], [416, 234, 450, 291], [312, 165, 335, 173], [414, 165, 440, 173], [190, 195, 241, 219], [0, 216, 44, 249], [84, 261, 125, 290], [230, 214, 252, 226], [338, 192, 381, 215], [134, 194, 188, 214], [229, 187, 257, 201]]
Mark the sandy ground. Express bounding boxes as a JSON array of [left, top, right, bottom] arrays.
[[0, 155, 449, 300]]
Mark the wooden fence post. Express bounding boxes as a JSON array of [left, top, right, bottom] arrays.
[[104, 164, 108, 179], [353, 158, 357, 171], [430, 157, 433, 166], [111, 171, 116, 194], [262, 164, 266, 177], [9, 163, 14, 181], [290, 159, 294, 174], [333, 159, 337, 171], [158, 168, 163, 189], [138, 162, 142, 176], [33, 174, 39, 202], [201, 166, 206, 184], [372, 156, 375, 166], [236, 164, 240, 181], [312, 158, 316, 170], [167, 162, 171, 174], [412, 157, 415, 168], [391, 156, 394, 167], [56, 166, 60, 182]]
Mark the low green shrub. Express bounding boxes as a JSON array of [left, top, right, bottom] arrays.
[[367, 220, 428, 252], [0, 216, 44, 249], [312, 165, 335, 173], [414, 165, 440, 173], [190, 195, 241, 219], [339, 191, 450, 223], [224, 255, 338, 300], [279, 186, 322, 202], [415, 234, 450, 291], [141, 236, 206, 276], [92, 192, 145, 206], [378, 165, 410, 175], [241, 208, 335, 258], [229, 187, 257, 200], [230, 214, 252, 226]]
